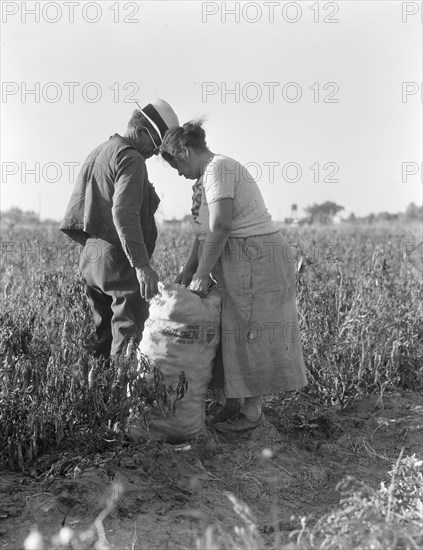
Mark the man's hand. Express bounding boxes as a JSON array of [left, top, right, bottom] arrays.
[[136, 265, 160, 301]]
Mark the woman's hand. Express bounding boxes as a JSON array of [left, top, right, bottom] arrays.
[[189, 274, 216, 298], [174, 264, 196, 287]]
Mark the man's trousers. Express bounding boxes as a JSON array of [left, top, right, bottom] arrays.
[[79, 237, 149, 359]]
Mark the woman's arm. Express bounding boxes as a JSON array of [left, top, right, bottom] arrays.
[[190, 198, 233, 295], [175, 238, 200, 286]]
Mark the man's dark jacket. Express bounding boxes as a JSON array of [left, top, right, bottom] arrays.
[[60, 134, 160, 267]]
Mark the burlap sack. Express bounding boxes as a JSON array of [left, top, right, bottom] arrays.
[[137, 283, 221, 442]]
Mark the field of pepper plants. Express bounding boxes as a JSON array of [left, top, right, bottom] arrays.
[[0, 218, 422, 549]]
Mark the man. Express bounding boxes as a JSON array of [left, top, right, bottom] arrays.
[[60, 98, 179, 360]]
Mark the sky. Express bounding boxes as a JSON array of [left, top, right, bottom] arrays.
[[1, 0, 422, 222]]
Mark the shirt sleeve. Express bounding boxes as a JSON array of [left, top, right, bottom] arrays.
[[202, 157, 236, 204], [112, 151, 150, 267]]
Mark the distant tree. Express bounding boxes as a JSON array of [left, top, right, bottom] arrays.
[[1, 207, 40, 225], [404, 202, 423, 221], [43, 217, 60, 225], [377, 212, 400, 222], [304, 201, 344, 224]]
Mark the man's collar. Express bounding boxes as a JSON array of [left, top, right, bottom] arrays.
[[110, 133, 144, 157]]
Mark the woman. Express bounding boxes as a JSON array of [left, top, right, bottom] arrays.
[[161, 121, 308, 432]]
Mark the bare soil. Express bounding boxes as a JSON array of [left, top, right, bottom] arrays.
[[1, 390, 422, 549]]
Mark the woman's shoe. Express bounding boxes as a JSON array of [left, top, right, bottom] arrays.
[[207, 406, 241, 426], [214, 412, 263, 433]]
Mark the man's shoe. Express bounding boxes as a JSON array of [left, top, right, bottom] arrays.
[[214, 412, 263, 433], [207, 407, 241, 426]]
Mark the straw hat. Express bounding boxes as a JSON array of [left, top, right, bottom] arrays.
[[135, 98, 179, 143]]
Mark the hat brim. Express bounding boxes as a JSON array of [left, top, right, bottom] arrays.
[[135, 100, 168, 143]]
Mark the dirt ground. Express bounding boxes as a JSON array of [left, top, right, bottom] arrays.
[[1, 390, 422, 550]]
